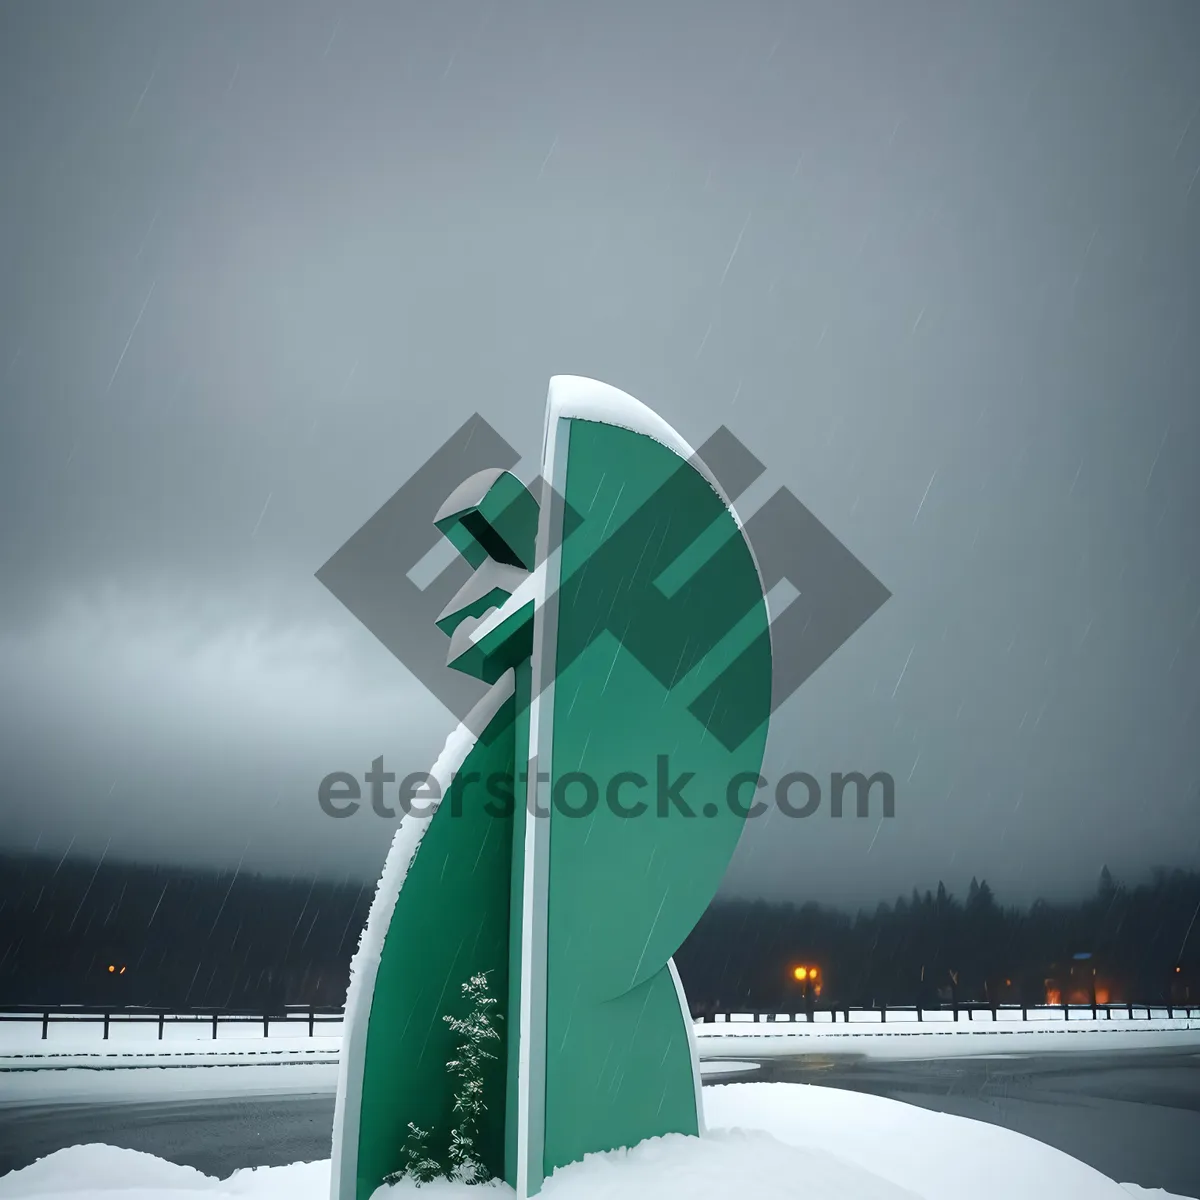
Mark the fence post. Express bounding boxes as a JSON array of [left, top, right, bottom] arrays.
[[880, 1002, 886, 1024], [308, 1008, 315, 1037], [1127, 1000, 1133, 1020], [1022, 1003, 1028, 1020], [103, 1012, 110, 1041], [917, 1001, 923, 1023], [952, 998, 959, 1023], [41, 1012, 49, 1040], [158, 1013, 165, 1041], [264, 1014, 270, 1037], [212, 1013, 218, 1040]]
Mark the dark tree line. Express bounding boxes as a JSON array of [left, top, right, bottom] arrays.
[[675, 866, 1200, 1012], [1, 852, 1197, 1010], [0, 853, 371, 1009]]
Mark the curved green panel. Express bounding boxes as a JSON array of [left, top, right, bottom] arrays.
[[541, 418, 771, 1176], [351, 696, 516, 1200], [545, 965, 695, 1173]]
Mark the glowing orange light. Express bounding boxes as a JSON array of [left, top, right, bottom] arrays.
[[809, 966, 819, 980], [119, 966, 126, 975], [107, 964, 115, 973], [1177, 966, 1182, 973], [793, 966, 808, 982]]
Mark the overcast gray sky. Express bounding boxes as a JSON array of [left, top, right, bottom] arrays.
[[1, 0, 1198, 908]]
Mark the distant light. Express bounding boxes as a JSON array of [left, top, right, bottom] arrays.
[[809, 966, 819, 980], [1072, 952, 1092, 961], [119, 966, 126, 975], [107, 965, 115, 973], [1177, 966, 1183, 973], [793, 966, 808, 982]]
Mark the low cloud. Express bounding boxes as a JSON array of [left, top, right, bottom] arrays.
[[0, 581, 453, 877]]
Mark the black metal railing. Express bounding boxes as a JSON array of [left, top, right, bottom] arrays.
[[0, 1003, 344, 1041], [695, 1000, 1198, 1024], [2, 1000, 1196, 1043]]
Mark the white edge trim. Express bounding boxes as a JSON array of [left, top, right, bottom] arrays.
[[668, 957, 707, 1137], [515, 388, 569, 1199]]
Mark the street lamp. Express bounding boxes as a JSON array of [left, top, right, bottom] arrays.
[[789, 964, 821, 1020]]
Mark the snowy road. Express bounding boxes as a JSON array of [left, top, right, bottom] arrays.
[[1, 1050, 1197, 1195], [753, 1046, 1200, 1198], [0, 1093, 335, 1182]]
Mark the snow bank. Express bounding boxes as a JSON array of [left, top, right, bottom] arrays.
[[0, 1144, 328, 1198], [517, 1127, 920, 1200], [706, 1083, 1142, 1200], [1, 1084, 1191, 1200]]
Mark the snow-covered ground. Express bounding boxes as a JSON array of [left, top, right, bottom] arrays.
[[5, 1009, 1199, 1069], [0, 1063, 340, 1105], [0, 1017, 342, 1070], [0, 1082, 1189, 1200], [695, 1010, 1200, 1060], [0, 1037, 340, 1071]]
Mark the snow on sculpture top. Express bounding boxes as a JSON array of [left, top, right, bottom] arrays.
[[545, 374, 749, 531]]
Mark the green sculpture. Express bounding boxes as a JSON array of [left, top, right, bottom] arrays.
[[331, 377, 772, 1199]]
